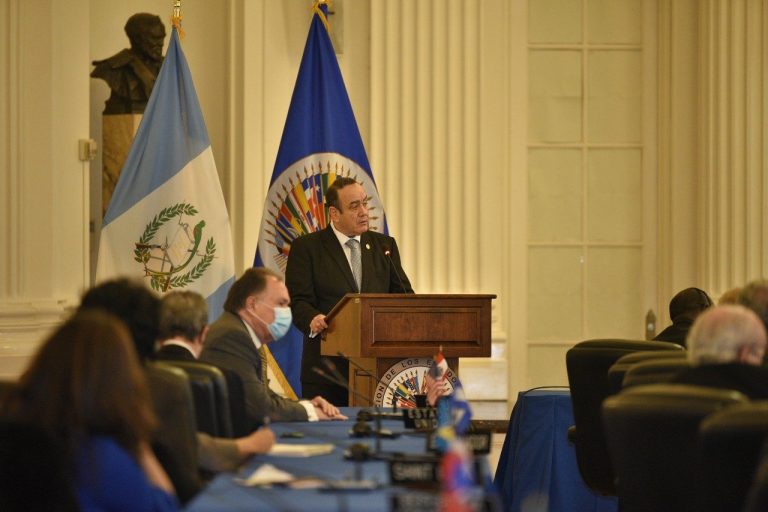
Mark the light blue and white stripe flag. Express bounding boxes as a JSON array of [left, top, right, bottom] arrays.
[[96, 27, 234, 320]]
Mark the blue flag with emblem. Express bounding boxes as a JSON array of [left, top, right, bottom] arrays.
[[96, 27, 235, 320], [253, 2, 389, 397]]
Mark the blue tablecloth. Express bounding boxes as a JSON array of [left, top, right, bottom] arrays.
[[185, 408, 480, 511], [494, 389, 618, 512]]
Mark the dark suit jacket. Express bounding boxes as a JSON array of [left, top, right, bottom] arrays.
[[671, 363, 768, 399], [155, 344, 258, 473], [156, 343, 196, 362], [285, 225, 413, 386], [653, 319, 694, 347], [200, 311, 308, 426], [144, 364, 201, 504], [156, 343, 250, 437]]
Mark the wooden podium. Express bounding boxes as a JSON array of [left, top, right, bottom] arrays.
[[322, 293, 495, 406]]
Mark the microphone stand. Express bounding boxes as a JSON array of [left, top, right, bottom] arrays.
[[337, 351, 401, 414], [383, 248, 408, 293], [312, 365, 391, 459]]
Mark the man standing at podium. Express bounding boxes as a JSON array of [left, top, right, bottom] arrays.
[[286, 177, 414, 405]]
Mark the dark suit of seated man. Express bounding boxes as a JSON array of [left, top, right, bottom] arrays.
[[653, 287, 713, 347], [671, 304, 768, 399], [285, 177, 413, 406], [157, 290, 276, 470], [201, 268, 348, 428]]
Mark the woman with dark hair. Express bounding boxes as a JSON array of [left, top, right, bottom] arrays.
[[0, 310, 177, 511]]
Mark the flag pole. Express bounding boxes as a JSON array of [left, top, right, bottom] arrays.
[[311, 0, 332, 34], [171, 0, 185, 39]]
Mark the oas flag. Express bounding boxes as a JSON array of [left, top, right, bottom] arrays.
[[253, 2, 389, 397]]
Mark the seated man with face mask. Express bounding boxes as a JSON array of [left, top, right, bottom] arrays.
[[201, 268, 347, 428]]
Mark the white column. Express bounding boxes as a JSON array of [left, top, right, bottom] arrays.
[[0, 0, 91, 378], [699, 0, 767, 294]]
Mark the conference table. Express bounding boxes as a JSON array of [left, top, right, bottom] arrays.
[[493, 388, 618, 512], [185, 407, 493, 511]]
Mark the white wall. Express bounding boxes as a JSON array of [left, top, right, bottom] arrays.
[[0, 0, 91, 377], [3, 0, 768, 414]]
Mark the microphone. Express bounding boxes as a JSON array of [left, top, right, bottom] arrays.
[[311, 367, 401, 455], [383, 247, 408, 293], [322, 357, 349, 389], [336, 351, 376, 380], [312, 366, 371, 406], [336, 351, 401, 414], [312, 367, 391, 425]]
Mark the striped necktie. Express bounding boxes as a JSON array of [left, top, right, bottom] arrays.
[[258, 345, 268, 385], [345, 238, 362, 291]]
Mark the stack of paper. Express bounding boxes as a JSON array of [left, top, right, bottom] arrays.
[[238, 464, 294, 486], [269, 443, 335, 457]]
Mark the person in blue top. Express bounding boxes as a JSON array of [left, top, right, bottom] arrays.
[[0, 310, 178, 511]]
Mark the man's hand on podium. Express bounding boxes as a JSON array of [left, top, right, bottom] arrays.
[[309, 313, 328, 338]]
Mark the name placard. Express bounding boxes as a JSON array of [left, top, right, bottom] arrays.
[[402, 407, 437, 429], [391, 492, 502, 512], [388, 456, 439, 486], [390, 492, 439, 511]]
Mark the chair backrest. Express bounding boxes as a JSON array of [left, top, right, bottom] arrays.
[[157, 361, 234, 438], [565, 339, 683, 495], [622, 357, 691, 389], [697, 402, 768, 512], [221, 368, 249, 437], [607, 350, 687, 395], [145, 362, 201, 504], [744, 437, 768, 512], [0, 380, 15, 402], [602, 384, 747, 512], [0, 420, 80, 512]]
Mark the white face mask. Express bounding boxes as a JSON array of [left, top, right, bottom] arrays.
[[250, 302, 292, 340]]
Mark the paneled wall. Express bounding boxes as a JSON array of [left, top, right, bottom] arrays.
[[0, 0, 91, 377], [698, 0, 768, 294], [3, 0, 768, 410], [524, 0, 656, 389]]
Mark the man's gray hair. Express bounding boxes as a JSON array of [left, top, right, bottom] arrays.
[[686, 304, 766, 364], [159, 290, 208, 341]]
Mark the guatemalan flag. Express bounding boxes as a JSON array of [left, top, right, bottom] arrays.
[[96, 27, 235, 321], [253, 2, 388, 397]]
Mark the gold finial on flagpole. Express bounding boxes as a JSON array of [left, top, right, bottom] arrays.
[[310, 0, 332, 34], [171, 0, 185, 39]]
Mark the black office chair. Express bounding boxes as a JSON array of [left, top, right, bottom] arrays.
[[145, 362, 201, 504], [565, 339, 683, 495], [697, 401, 768, 512], [0, 420, 80, 512], [0, 380, 15, 401], [621, 357, 691, 388], [607, 350, 686, 395], [215, 366, 248, 437], [602, 384, 747, 512], [745, 437, 768, 512], [157, 361, 233, 438]]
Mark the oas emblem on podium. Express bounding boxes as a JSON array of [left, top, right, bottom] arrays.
[[374, 358, 457, 408]]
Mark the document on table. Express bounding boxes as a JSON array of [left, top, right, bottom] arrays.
[[268, 443, 335, 457]]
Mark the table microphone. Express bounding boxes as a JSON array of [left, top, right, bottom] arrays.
[[311, 366, 401, 458], [383, 247, 407, 292], [336, 351, 403, 414]]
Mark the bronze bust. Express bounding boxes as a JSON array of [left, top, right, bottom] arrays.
[[91, 13, 166, 115]]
